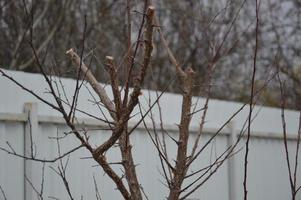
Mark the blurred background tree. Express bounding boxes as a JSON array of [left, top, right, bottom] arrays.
[[1, 0, 300, 109]]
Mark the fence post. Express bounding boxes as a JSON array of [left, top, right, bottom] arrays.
[[227, 122, 237, 200], [24, 103, 38, 200]]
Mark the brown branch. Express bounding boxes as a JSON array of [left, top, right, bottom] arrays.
[[126, 6, 155, 114], [179, 147, 232, 200], [243, 1, 259, 199], [122, 0, 148, 108], [93, 155, 131, 200], [68, 15, 88, 123], [66, 48, 116, 119], [105, 56, 121, 116], [293, 112, 301, 196], [154, 15, 184, 77], [50, 165, 75, 200], [279, 75, 295, 199], [93, 5, 155, 157], [119, 129, 142, 200], [128, 80, 172, 136], [190, 62, 215, 159], [88, 10, 156, 199], [126, 0, 132, 51], [168, 67, 195, 200], [0, 144, 83, 163], [116, 7, 155, 199], [185, 148, 242, 179], [93, 121, 127, 156], [180, 114, 255, 200], [181, 146, 233, 194]]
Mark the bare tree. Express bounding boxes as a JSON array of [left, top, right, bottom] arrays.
[[2, 0, 301, 109], [0, 0, 300, 200]]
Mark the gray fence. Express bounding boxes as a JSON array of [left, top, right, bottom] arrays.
[[0, 69, 300, 200]]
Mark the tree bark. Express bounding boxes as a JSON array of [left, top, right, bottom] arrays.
[[168, 67, 194, 200]]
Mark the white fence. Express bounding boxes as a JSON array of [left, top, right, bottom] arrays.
[[0, 69, 300, 200]]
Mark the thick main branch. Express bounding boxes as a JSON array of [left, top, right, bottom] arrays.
[[168, 67, 195, 200]]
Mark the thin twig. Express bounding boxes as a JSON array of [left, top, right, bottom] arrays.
[[279, 74, 295, 199], [93, 174, 102, 200], [0, 144, 83, 163], [243, 1, 259, 199], [0, 185, 7, 200]]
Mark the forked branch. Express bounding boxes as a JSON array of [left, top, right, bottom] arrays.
[[66, 48, 116, 119]]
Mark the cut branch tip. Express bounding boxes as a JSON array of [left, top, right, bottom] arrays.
[[105, 56, 114, 62], [147, 6, 155, 16], [66, 48, 74, 55]]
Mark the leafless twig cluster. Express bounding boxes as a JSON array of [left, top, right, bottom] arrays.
[[0, 0, 300, 200]]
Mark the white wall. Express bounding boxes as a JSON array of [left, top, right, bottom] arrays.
[[0, 69, 300, 200]]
